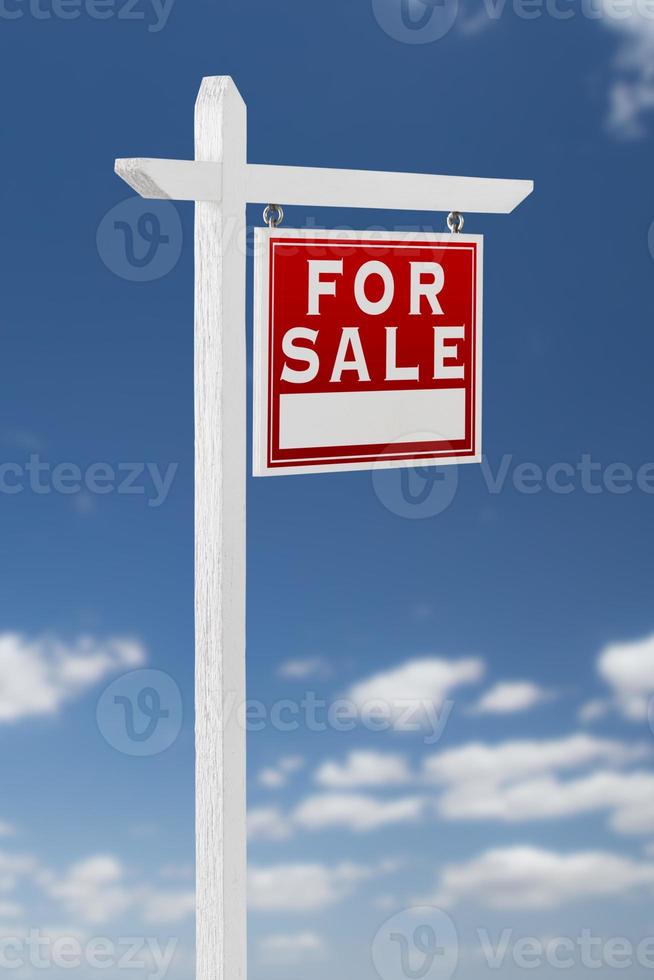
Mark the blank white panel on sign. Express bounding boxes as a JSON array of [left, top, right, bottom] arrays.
[[279, 389, 466, 451]]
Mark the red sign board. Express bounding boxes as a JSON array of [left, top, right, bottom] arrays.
[[253, 228, 483, 476]]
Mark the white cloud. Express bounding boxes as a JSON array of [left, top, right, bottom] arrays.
[[250, 779, 425, 836], [141, 890, 195, 925], [0, 824, 15, 838], [278, 657, 331, 680], [578, 699, 611, 723], [259, 769, 285, 789], [249, 862, 374, 911], [425, 735, 650, 833], [42, 855, 133, 925], [258, 932, 325, 964], [250, 735, 652, 840], [0, 851, 38, 894], [424, 734, 642, 787], [471, 681, 553, 715], [599, 7, 654, 138], [258, 755, 305, 789], [248, 806, 293, 841], [0, 902, 23, 918], [434, 769, 654, 835], [41, 854, 196, 926], [293, 793, 425, 832], [346, 657, 484, 730], [315, 751, 411, 788], [432, 845, 654, 909], [0, 633, 145, 723], [610, 784, 654, 834], [250, 781, 423, 837], [596, 633, 654, 719]]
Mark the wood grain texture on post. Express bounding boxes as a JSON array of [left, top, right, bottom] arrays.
[[194, 76, 247, 980]]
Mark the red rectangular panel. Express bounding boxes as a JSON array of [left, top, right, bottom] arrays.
[[253, 228, 483, 476]]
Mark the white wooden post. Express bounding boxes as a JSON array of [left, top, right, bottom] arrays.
[[114, 77, 533, 980], [194, 76, 247, 980]]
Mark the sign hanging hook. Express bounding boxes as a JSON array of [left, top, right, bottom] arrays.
[[447, 211, 464, 233], [263, 204, 284, 228]]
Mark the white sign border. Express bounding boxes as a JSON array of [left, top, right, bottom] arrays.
[[253, 226, 484, 477]]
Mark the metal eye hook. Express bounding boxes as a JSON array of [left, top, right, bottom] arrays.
[[447, 211, 464, 234], [263, 204, 284, 228]]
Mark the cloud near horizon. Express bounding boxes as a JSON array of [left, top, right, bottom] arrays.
[[0, 632, 146, 723], [430, 845, 654, 909], [344, 656, 485, 731]]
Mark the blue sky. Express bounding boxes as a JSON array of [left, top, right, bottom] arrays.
[[1, 0, 654, 978]]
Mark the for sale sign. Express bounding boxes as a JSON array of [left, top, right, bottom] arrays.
[[253, 228, 482, 476]]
